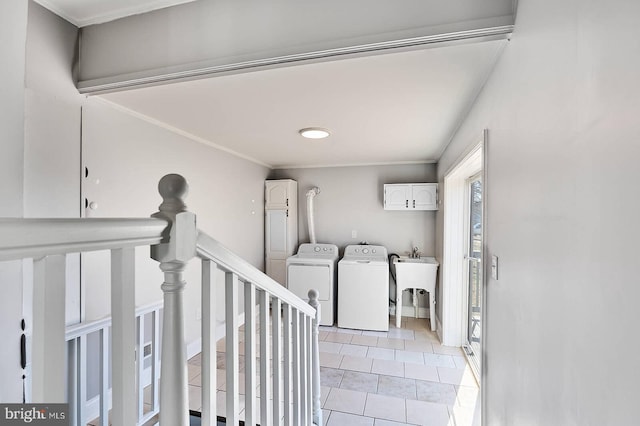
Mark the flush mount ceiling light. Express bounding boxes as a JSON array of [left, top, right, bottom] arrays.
[[299, 127, 330, 139]]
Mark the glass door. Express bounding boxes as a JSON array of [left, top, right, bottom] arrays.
[[465, 173, 483, 375]]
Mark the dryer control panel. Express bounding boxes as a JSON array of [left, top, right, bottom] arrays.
[[297, 243, 338, 257]]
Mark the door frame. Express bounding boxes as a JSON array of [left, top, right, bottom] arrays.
[[441, 131, 487, 348]]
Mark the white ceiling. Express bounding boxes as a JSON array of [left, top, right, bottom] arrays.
[[101, 41, 505, 169], [34, 0, 197, 27], [34, 0, 507, 170]]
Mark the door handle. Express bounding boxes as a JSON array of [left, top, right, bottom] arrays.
[[20, 319, 26, 369]]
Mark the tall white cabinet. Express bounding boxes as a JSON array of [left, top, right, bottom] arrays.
[[265, 179, 298, 286]]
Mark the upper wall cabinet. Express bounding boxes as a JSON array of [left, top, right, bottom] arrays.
[[384, 183, 438, 211], [266, 179, 296, 209]]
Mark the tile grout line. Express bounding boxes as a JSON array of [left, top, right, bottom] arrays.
[[363, 391, 370, 418]]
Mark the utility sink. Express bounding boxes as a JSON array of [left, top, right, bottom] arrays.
[[393, 256, 439, 331], [395, 257, 434, 263]]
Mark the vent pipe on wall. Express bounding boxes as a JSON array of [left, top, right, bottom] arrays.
[[306, 187, 320, 244]]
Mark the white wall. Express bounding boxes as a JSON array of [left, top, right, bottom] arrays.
[[24, 1, 82, 219], [436, 0, 640, 424], [82, 99, 270, 345], [271, 164, 437, 313], [0, 1, 27, 219]]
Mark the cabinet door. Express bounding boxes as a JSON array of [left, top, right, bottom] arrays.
[[267, 259, 287, 286], [265, 181, 290, 209], [412, 184, 438, 210], [384, 185, 410, 210], [266, 209, 288, 258]]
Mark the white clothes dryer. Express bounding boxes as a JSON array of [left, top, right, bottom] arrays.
[[286, 243, 338, 326], [338, 245, 389, 331]]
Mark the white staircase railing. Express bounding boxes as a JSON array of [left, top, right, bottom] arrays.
[[0, 173, 322, 426], [65, 301, 163, 425]]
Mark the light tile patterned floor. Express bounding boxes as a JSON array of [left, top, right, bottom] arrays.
[[313, 317, 480, 426], [185, 316, 480, 426]]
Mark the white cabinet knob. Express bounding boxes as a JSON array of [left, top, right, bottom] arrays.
[[89, 201, 98, 210]]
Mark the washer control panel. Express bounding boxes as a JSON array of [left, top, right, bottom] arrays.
[[343, 244, 387, 260]]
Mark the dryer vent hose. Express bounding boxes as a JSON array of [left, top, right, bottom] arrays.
[[306, 187, 320, 244]]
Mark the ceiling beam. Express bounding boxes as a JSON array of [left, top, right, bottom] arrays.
[[79, 25, 513, 94], [78, 0, 515, 94]]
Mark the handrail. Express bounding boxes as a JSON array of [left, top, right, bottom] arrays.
[[0, 218, 168, 261], [65, 300, 163, 341], [196, 230, 316, 317]]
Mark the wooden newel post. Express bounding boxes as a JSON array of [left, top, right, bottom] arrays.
[[307, 289, 322, 426], [151, 174, 197, 426]]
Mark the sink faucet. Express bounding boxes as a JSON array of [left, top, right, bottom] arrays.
[[410, 247, 421, 259]]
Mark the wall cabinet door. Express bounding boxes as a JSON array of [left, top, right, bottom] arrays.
[[384, 184, 411, 210], [265, 180, 294, 209], [412, 184, 438, 210]]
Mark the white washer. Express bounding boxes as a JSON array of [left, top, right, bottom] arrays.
[[286, 243, 338, 326], [338, 245, 389, 331]]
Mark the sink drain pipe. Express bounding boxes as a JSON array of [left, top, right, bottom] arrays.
[[389, 253, 399, 305]]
